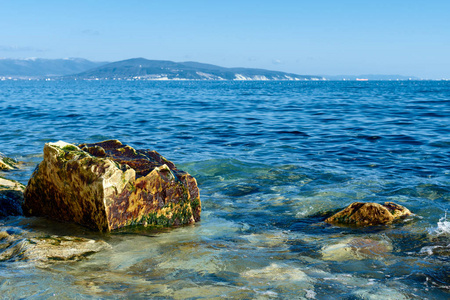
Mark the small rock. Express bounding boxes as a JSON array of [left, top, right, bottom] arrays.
[[325, 202, 411, 227], [0, 153, 17, 170], [0, 177, 25, 217], [23, 140, 201, 231]]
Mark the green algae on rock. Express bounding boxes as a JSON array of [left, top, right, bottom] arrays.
[[0, 153, 18, 170], [0, 177, 25, 217], [23, 140, 201, 231], [325, 202, 412, 227]]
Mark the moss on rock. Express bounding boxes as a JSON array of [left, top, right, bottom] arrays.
[[0, 153, 17, 170]]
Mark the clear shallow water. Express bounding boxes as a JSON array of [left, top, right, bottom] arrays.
[[0, 80, 449, 299]]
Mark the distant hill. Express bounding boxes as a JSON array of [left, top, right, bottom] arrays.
[[1, 57, 419, 81], [0, 58, 107, 78], [67, 58, 323, 81]]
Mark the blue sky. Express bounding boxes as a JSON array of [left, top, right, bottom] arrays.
[[1, 0, 449, 78]]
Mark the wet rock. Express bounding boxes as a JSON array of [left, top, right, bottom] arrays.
[[321, 237, 393, 261], [0, 177, 25, 217], [23, 140, 201, 231], [0, 227, 110, 263], [325, 202, 411, 227], [0, 153, 17, 170]]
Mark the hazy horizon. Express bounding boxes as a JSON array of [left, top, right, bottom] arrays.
[[1, 0, 449, 79]]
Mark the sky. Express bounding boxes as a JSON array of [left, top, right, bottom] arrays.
[[0, 0, 449, 79]]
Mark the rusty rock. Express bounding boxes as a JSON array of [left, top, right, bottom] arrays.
[[23, 140, 201, 231]]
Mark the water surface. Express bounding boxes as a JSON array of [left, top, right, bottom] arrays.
[[1, 80, 449, 298]]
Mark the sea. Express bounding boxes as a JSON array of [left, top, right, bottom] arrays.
[[0, 80, 449, 299]]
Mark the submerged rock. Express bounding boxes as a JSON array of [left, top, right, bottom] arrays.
[[23, 140, 201, 231], [325, 202, 411, 227], [0, 228, 109, 263], [321, 237, 393, 261], [0, 177, 25, 217], [242, 263, 314, 297]]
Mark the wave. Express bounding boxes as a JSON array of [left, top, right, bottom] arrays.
[[428, 213, 450, 236]]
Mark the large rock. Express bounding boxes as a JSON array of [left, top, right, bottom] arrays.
[[23, 140, 201, 231], [325, 202, 411, 227], [0, 177, 25, 217]]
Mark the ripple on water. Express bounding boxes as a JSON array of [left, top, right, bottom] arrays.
[[0, 80, 449, 298]]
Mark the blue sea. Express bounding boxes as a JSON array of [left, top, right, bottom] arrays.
[[0, 80, 449, 299]]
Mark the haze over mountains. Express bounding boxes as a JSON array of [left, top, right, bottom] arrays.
[[0, 58, 106, 78], [0, 57, 419, 81]]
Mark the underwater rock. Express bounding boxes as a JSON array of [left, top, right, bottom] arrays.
[[321, 237, 393, 261], [0, 228, 109, 263], [0, 153, 17, 170], [242, 263, 314, 297], [325, 202, 411, 227], [0, 177, 25, 217], [23, 140, 201, 231]]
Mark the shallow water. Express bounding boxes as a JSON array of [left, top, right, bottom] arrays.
[[0, 80, 449, 298]]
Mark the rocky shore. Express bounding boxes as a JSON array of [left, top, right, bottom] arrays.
[[0, 140, 418, 267], [1, 141, 202, 264]]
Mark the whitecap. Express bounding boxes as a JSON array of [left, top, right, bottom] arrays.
[[419, 245, 449, 256], [305, 289, 317, 299], [428, 213, 450, 236]]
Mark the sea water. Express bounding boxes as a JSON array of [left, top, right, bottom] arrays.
[[0, 80, 449, 299]]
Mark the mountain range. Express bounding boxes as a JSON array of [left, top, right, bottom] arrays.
[[65, 58, 322, 81], [0, 58, 322, 81], [0, 57, 419, 81], [0, 58, 106, 78]]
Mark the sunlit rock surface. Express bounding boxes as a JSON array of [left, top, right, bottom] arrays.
[[0, 177, 25, 217], [0, 153, 17, 170], [23, 140, 201, 231], [325, 202, 411, 227]]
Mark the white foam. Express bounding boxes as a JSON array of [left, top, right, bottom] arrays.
[[419, 245, 447, 255], [428, 213, 450, 236], [305, 289, 317, 299]]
